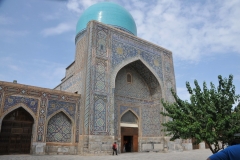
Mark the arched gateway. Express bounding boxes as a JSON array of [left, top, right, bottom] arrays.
[[121, 110, 138, 152], [0, 107, 34, 154], [114, 60, 163, 153]]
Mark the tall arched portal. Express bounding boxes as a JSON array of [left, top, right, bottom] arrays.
[[114, 60, 162, 153], [0, 107, 34, 154]]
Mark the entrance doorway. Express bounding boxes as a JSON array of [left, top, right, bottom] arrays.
[[121, 127, 138, 152], [123, 136, 132, 152], [0, 107, 34, 155], [120, 110, 138, 153]]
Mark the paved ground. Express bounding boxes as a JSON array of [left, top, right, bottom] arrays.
[[0, 149, 212, 160]]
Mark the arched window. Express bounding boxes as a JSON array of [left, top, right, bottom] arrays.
[[47, 112, 72, 143], [121, 111, 137, 124], [127, 73, 132, 83]]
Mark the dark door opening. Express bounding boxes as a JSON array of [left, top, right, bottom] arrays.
[[123, 136, 133, 152], [0, 107, 33, 155]]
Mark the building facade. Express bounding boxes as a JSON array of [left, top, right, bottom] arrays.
[[0, 2, 194, 155]]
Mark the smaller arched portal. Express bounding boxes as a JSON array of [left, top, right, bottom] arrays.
[[120, 110, 138, 153], [0, 107, 34, 154]]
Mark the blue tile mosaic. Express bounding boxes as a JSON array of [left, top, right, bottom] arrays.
[[120, 106, 139, 116], [46, 112, 72, 142], [47, 100, 76, 119], [4, 96, 38, 114]]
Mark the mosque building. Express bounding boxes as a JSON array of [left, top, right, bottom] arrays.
[[0, 2, 201, 155]]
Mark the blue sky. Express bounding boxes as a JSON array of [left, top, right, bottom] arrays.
[[0, 0, 240, 102]]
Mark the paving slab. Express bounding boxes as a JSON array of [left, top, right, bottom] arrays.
[[0, 149, 212, 160]]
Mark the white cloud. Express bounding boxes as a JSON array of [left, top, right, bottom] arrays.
[[67, 0, 99, 13], [63, 0, 240, 62], [42, 23, 74, 36], [67, 0, 81, 13], [125, 0, 240, 62]]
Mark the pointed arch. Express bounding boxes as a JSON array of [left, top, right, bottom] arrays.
[[111, 56, 163, 96], [0, 103, 36, 130], [120, 109, 139, 128], [46, 109, 74, 125], [120, 109, 139, 121], [46, 110, 73, 143], [0, 106, 34, 154]]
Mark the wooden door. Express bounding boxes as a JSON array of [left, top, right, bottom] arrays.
[[133, 135, 138, 152], [0, 108, 33, 155], [121, 127, 138, 152]]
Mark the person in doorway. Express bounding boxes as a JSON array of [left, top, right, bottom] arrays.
[[123, 141, 126, 153], [112, 142, 118, 155], [126, 141, 131, 152]]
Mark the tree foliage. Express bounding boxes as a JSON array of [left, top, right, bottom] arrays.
[[161, 75, 240, 153]]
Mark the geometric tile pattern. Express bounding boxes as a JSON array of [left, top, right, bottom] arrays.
[[115, 66, 150, 99], [113, 100, 119, 136], [112, 33, 163, 81], [76, 101, 80, 142], [4, 95, 38, 114], [47, 100, 76, 119], [121, 110, 137, 123], [164, 52, 175, 103], [89, 25, 110, 135], [37, 97, 47, 142], [166, 81, 174, 102], [141, 106, 161, 136], [93, 96, 106, 132], [84, 26, 94, 135], [95, 59, 107, 92], [96, 26, 108, 57], [46, 112, 72, 142], [120, 106, 139, 117]]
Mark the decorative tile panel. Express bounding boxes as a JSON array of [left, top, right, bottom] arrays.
[[37, 98, 47, 142], [76, 100, 80, 142], [141, 106, 161, 137], [115, 95, 154, 105], [166, 81, 174, 102], [94, 59, 107, 92], [47, 100, 76, 119], [46, 112, 72, 142], [93, 96, 107, 132], [120, 106, 139, 117], [4, 96, 38, 114], [111, 33, 163, 81], [96, 26, 108, 57], [84, 24, 94, 134]]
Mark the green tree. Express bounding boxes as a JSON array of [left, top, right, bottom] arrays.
[[161, 75, 240, 153]]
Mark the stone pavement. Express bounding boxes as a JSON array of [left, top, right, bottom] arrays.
[[0, 149, 212, 160]]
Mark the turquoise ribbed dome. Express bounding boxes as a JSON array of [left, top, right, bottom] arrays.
[[76, 2, 137, 36]]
